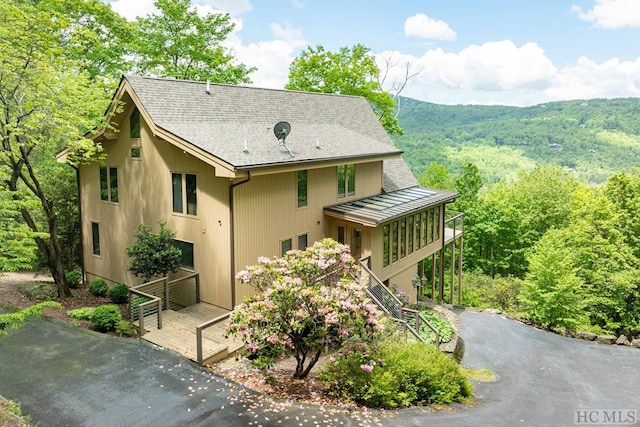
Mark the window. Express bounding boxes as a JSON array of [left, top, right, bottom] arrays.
[[130, 108, 140, 138], [408, 215, 414, 254], [337, 226, 345, 244], [337, 164, 355, 198], [172, 240, 194, 270], [172, 173, 197, 215], [281, 238, 292, 256], [91, 222, 100, 255], [383, 224, 390, 267], [297, 234, 308, 250], [99, 166, 118, 202], [400, 218, 406, 258], [297, 170, 307, 207], [391, 221, 398, 262], [131, 146, 141, 158]]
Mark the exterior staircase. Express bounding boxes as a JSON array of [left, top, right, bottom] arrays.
[[359, 258, 440, 347]]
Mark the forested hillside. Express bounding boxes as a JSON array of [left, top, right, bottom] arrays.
[[394, 97, 640, 183]]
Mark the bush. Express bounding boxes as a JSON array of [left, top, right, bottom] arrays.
[[90, 304, 121, 332], [67, 307, 95, 320], [65, 270, 82, 289], [115, 320, 137, 337], [108, 284, 129, 304], [321, 338, 472, 408], [88, 278, 108, 297]]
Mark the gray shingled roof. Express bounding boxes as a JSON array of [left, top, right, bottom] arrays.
[[124, 75, 417, 191], [324, 187, 457, 226]]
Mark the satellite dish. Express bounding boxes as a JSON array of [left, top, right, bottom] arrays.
[[273, 121, 294, 157], [273, 121, 291, 142]]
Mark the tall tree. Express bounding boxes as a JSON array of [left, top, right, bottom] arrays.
[[286, 44, 403, 135], [0, 1, 105, 295], [133, 0, 255, 83]]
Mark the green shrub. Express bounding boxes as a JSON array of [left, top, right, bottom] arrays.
[[108, 284, 129, 304], [90, 304, 122, 332], [417, 311, 454, 344], [88, 278, 108, 297], [67, 307, 95, 320], [115, 320, 137, 337], [321, 338, 472, 408], [65, 270, 83, 289]]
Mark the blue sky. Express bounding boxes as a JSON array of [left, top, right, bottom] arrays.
[[106, 0, 640, 106]]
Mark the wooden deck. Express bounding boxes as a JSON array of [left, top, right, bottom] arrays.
[[138, 303, 245, 365]]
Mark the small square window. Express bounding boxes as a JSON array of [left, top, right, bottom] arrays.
[[131, 147, 141, 158], [172, 239, 194, 270], [281, 238, 292, 256]]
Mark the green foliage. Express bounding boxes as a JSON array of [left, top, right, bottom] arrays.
[[0, 184, 38, 274], [519, 230, 586, 330], [320, 337, 472, 408], [125, 220, 182, 282], [0, 301, 61, 335], [108, 284, 129, 304], [417, 311, 454, 344], [66, 307, 95, 320], [395, 97, 640, 185], [0, 0, 112, 296], [286, 44, 402, 135], [65, 270, 82, 289], [88, 279, 108, 297], [90, 304, 122, 332], [133, 0, 254, 83], [115, 320, 136, 337], [227, 239, 379, 379]]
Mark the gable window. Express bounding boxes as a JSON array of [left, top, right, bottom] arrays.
[[297, 170, 307, 207], [172, 239, 194, 270], [91, 222, 100, 256], [281, 238, 292, 256], [172, 173, 197, 215], [130, 107, 140, 138], [99, 166, 118, 202], [337, 164, 355, 198]]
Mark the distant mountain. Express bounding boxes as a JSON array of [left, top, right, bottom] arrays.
[[393, 97, 640, 184]]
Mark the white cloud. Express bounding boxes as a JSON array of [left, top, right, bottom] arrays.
[[545, 56, 640, 100], [108, 0, 156, 20], [571, 0, 640, 29], [418, 40, 556, 91], [404, 13, 456, 41], [199, 0, 252, 16], [226, 23, 307, 89]]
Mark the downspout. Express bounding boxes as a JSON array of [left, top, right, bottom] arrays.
[[229, 171, 252, 308]]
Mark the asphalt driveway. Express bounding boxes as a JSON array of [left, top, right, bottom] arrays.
[[0, 310, 638, 426]]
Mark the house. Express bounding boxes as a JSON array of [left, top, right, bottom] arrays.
[[72, 75, 462, 311]]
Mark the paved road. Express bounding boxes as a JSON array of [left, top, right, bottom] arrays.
[[0, 311, 638, 426]]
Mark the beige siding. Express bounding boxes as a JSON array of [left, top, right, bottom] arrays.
[[80, 104, 233, 309], [232, 161, 384, 303]]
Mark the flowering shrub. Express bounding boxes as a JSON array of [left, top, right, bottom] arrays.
[[227, 238, 382, 378]]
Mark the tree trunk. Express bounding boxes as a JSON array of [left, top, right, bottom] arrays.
[[293, 348, 322, 379]]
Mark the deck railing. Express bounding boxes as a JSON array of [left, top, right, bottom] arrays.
[[445, 210, 464, 242], [128, 288, 162, 337], [196, 313, 231, 365], [128, 272, 200, 336]]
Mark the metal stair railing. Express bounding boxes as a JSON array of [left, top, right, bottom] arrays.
[[358, 257, 440, 347]]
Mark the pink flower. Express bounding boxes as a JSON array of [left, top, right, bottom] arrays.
[[360, 364, 374, 373]]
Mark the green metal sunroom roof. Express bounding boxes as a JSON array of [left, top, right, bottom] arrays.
[[324, 186, 458, 227]]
